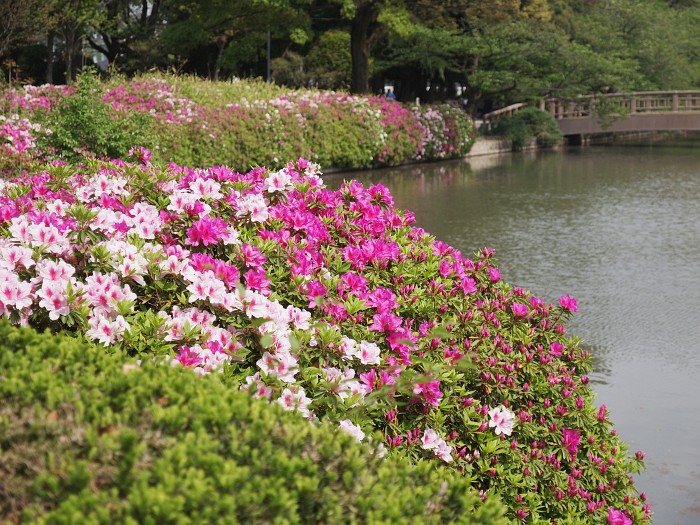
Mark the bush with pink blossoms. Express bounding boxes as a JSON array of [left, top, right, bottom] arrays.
[[0, 114, 51, 175], [414, 102, 475, 160], [1, 73, 475, 172], [0, 155, 649, 523]]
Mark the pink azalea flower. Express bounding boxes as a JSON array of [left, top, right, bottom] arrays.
[[37, 281, 70, 320], [167, 190, 203, 215], [242, 372, 273, 399], [276, 386, 312, 418], [244, 289, 269, 318], [185, 216, 230, 246], [34, 258, 75, 283], [550, 341, 564, 357], [562, 427, 581, 456], [265, 169, 293, 193], [559, 294, 578, 312], [413, 379, 443, 407], [488, 405, 516, 436], [460, 277, 477, 294], [85, 313, 129, 346], [189, 177, 222, 200], [421, 428, 442, 449], [511, 302, 529, 317], [304, 280, 327, 308], [421, 428, 453, 463], [607, 508, 632, 525], [185, 270, 227, 305], [287, 305, 311, 330], [236, 193, 269, 222], [256, 350, 298, 383], [0, 270, 34, 313], [358, 340, 381, 365], [174, 346, 203, 367], [0, 245, 35, 271], [128, 146, 151, 165]]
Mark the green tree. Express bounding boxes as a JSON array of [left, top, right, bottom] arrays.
[[462, 20, 642, 110], [49, 0, 101, 83], [0, 0, 55, 82], [305, 29, 352, 88], [85, 0, 167, 74], [327, 0, 418, 93], [161, 0, 310, 80], [377, 25, 470, 101], [570, 0, 700, 90]]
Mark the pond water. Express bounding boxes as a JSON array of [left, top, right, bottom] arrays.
[[325, 140, 700, 525]]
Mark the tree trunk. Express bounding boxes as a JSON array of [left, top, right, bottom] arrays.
[[350, 2, 375, 94], [46, 30, 54, 84], [64, 24, 78, 83], [213, 39, 226, 81], [66, 48, 73, 83]]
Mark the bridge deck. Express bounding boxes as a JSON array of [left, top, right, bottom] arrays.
[[545, 91, 700, 136], [483, 91, 700, 136]]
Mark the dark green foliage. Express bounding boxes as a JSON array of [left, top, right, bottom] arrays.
[[44, 69, 154, 161], [0, 321, 510, 525], [305, 30, 353, 90], [487, 107, 563, 151]]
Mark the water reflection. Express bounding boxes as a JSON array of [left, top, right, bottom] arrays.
[[325, 141, 700, 525]]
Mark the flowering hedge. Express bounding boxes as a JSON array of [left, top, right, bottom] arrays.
[[0, 154, 649, 523], [0, 73, 476, 175]]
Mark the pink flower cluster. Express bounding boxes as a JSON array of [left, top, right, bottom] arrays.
[[0, 114, 49, 157], [104, 79, 205, 125]]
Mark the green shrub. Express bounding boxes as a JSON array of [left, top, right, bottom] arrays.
[[0, 321, 510, 525], [43, 69, 154, 161], [487, 108, 562, 151]]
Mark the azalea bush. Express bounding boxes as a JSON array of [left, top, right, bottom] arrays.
[[0, 154, 649, 524], [0, 72, 475, 173], [414, 103, 476, 160], [0, 320, 510, 524], [0, 84, 71, 176]]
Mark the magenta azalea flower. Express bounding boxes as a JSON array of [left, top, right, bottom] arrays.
[[562, 427, 581, 456], [607, 508, 632, 525], [550, 341, 565, 357], [185, 216, 230, 246], [559, 294, 578, 312], [511, 302, 529, 317]]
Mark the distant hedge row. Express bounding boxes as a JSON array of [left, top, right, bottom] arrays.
[[0, 321, 509, 525], [0, 71, 476, 174]]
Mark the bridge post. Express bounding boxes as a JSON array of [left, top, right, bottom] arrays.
[[630, 98, 636, 113], [672, 93, 679, 112]]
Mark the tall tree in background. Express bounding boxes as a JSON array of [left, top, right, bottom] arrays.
[[161, 0, 310, 80], [0, 0, 54, 81], [329, 0, 417, 93], [51, 0, 101, 82], [85, 0, 166, 73]]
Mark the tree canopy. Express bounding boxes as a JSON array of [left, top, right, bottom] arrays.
[[2, 0, 700, 113]]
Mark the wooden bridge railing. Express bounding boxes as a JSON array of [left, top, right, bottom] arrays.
[[540, 91, 700, 120], [482, 102, 529, 123]]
